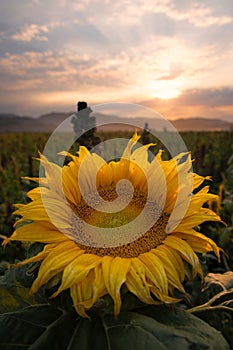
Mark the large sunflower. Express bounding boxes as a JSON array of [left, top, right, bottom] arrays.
[[6, 133, 222, 317]]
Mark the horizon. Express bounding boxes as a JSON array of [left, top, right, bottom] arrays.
[[0, 1, 233, 123], [1, 110, 232, 125]]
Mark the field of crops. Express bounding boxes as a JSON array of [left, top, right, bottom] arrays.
[[0, 130, 233, 348], [0, 131, 233, 261]]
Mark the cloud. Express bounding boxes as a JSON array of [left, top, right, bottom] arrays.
[[95, 0, 233, 28], [163, 2, 233, 28], [161, 1, 232, 27], [0, 36, 230, 107], [10, 21, 66, 44], [178, 87, 233, 107], [11, 24, 49, 42], [140, 87, 233, 121], [0, 49, 130, 93], [0, 0, 233, 118]]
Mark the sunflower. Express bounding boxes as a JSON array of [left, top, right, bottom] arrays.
[[5, 133, 222, 317]]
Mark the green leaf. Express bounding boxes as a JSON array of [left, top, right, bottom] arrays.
[[133, 305, 230, 349], [0, 305, 107, 350], [0, 266, 46, 313], [190, 306, 233, 349], [102, 312, 175, 350], [0, 305, 73, 350], [0, 304, 229, 350]]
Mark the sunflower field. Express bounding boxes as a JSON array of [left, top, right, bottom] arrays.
[[0, 130, 233, 349]]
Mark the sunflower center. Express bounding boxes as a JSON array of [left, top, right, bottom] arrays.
[[72, 185, 169, 258]]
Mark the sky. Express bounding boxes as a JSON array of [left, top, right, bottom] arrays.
[[0, 0, 233, 121]]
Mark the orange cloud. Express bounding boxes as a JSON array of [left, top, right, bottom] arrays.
[[11, 24, 49, 42]]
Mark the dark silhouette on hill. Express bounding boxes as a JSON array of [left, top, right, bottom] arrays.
[[71, 101, 100, 150]]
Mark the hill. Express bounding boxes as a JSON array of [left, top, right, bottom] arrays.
[[0, 112, 232, 132], [172, 117, 232, 131]]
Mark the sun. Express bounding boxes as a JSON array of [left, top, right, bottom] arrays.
[[147, 80, 182, 100]]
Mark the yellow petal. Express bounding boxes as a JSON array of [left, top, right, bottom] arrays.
[[164, 236, 202, 278], [152, 248, 185, 293], [125, 258, 155, 304], [11, 222, 68, 244], [62, 165, 81, 205], [38, 153, 64, 196], [72, 266, 107, 313], [130, 143, 154, 172], [176, 208, 222, 232], [102, 256, 131, 316], [15, 195, 73, 230], [31, 241, 83, 294], [76, 270, 95, 309], [14, 243, 57, 267], [22, 176, 48, 187], [96, 163, 113, 188], [173, 230, 221, 260], [70, 284, 90, 318], [52, 254, 102, 297], [156, 244, 185, 281], [121, 132, 140, 160], [92, 265, 107, 305], [193, 173, 211, 189], [77, 152, 106, 194], [138, 252, 168, 294], [185, 187, 218, 216]]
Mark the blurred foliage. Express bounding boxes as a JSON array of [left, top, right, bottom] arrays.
[[203, 153, 233, 271]]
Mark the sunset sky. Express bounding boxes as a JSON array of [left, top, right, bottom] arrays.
[[1, 0, 233, 121]]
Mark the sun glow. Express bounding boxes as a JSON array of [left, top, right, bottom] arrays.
[[147, 80, 182, 100]]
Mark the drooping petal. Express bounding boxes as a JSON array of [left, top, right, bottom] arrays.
[[138, 252, 168, 295], [164, 236, 202, 278], [102, 256, 131, 316], [14, 243, 57, 267], [92, 265, 107, 304], [176, 207, 222, 232], [173, 229, 221, 260], [152, 247, 185, 294], [31, 241, 84, 294], [70, 284, 89, 318], [70, 266, 107, 317], [156, 244, 185, 282], [125, 258, 155, 305], [52, 254, 102, 297]]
